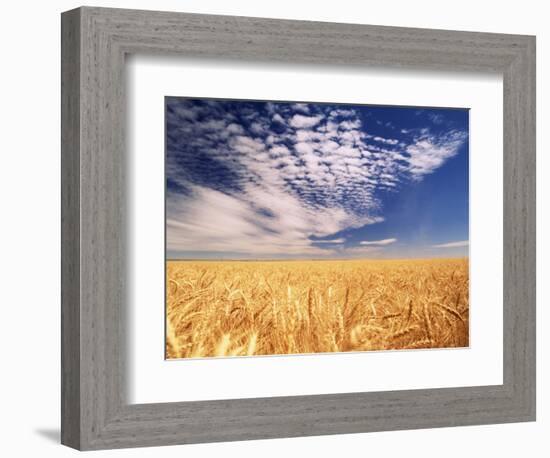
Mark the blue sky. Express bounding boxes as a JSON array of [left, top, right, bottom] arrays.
[[166, 97, 469, 259]]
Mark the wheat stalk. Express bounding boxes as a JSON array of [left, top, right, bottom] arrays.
[[166, 258, 469, 358]]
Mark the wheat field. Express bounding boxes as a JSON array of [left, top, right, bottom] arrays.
[[166, 258, 469, 359]]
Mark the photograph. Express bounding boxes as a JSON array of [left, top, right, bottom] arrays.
[[165, 97, 470, 359]]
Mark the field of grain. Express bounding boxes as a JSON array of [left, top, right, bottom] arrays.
[[166, 258, 469, 359]]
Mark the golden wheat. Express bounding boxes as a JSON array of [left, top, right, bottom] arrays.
[[166, 258, 469, 359]]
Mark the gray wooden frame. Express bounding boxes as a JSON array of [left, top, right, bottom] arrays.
[[61, 6, 536, 451]]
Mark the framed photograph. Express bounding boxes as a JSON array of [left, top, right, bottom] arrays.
[[61, 6, 536, 450], [164, 97, 471, 360]]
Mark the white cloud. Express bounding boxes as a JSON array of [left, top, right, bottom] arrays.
[[330, 109, 355, 118], [428, 113, 445, 125], [269, 144, 290, 157], [272, 113, 285, 124], [249, 121, 266, 135], [170, 103, 200, 121], [289, 114, 323, 129], [167, 184, 378, 257], [226, 123, 245, 135], [359, 238, 397, 246], [295, 129, 323, 142], [406, 130, 467, 179], [292, 103, 310, 114], [373, 136, 399, 145], [295, 141, 316, 155], [313, 238, 346, 244], [230, 135, 266, 155], [432, 240, 469, 248], [339, 119, 361, 130]]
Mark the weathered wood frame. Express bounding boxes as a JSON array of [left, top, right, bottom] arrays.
[[61, 6, 536, 450]]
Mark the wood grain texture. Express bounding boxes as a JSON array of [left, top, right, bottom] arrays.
[[60, 8, 81, 449], [61, 6, 536, 450]]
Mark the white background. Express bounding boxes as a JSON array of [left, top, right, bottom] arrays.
[[0, 0, 546, 457], [129, 58, 503, 403]]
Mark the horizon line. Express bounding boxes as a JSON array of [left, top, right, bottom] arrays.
[[166, 256, 469, 262]]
